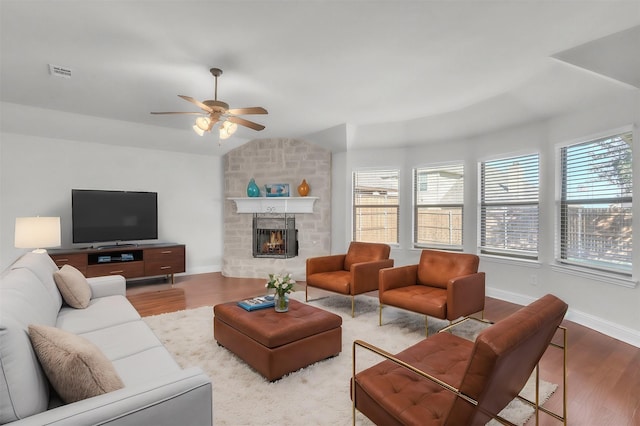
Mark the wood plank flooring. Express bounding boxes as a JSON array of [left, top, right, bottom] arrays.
[[126, 272, 640, 426]]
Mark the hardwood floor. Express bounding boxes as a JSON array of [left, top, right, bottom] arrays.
[[126, 272, 640, 426]]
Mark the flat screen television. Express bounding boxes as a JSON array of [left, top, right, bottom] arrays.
[[72, 189, 158, 244]]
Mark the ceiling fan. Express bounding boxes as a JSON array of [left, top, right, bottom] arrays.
[[151, 68, 267, 141]]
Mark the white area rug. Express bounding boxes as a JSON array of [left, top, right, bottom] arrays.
[[143, 292, 555, 425]]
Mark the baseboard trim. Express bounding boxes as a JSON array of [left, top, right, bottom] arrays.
[[486, 287, 640, 349]]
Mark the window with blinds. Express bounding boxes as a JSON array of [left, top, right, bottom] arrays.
[[413, 163, 464, 249], [480, 153, 539, 259], [353, 169, 399, 244], [559, 131, 633, 274]]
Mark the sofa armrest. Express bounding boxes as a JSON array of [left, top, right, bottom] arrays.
[[446, 272, 486, 320], [87, 275, 126, 298], [306, 254, 347, 277], [379, 264, 419, 296], [350, 259, 395, 295], [11, 367, 212, 426]]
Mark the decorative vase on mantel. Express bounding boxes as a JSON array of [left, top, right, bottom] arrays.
[[297, 179, 310, 197], [274, 292, 289, 312], [247, 178, 260, 197]]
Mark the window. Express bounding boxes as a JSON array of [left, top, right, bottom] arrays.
[[353, 169, 399, 244], [480, 154, 539, 259], [559, 131, 632, 274], [413, 163, 464, 249]]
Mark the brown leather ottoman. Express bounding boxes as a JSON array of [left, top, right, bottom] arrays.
[[214, 298, 342, 381]]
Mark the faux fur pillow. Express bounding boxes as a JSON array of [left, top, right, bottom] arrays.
[[28, 324, 124, 404], [53, 264, 91, 308]]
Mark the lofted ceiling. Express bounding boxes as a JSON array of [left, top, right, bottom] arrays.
[[1, 1, 639, 156]]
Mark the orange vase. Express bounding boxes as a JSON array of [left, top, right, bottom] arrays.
[[297, 179, 310, 196]]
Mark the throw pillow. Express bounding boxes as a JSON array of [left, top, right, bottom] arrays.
[[53, 264, 91, 308], [28, 324, 124, 404]]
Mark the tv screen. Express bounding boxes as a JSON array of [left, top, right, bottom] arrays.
[[72, 189, 158, 244]]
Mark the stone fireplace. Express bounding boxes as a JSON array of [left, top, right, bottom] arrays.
[[223, 138, 331, 280]]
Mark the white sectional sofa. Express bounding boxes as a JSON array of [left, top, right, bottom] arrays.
[[0, 252, 212, 425]]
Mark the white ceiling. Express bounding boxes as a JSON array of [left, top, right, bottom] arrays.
[[1, 1, 639, 156]]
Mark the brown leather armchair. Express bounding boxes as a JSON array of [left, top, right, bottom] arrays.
[[306, 242, 394, 317], [352, 294, 568, 425], [379, 249, 485, 335]]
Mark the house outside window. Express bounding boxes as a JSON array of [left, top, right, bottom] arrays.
[[559, 131, 633, 275], [413, 163, 464, 250], [480, 153, 539, 259], [353, 169, 399, 244]]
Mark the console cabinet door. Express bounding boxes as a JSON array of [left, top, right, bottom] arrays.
[[49, 253, 88, 274], [144, 245, 185, 277]]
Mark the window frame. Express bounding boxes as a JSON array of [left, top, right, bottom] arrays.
[[413, 162, 464, 251], [479, 152, 540, 260], [352, 168, 400, 245], [556, 129, 633, 276]]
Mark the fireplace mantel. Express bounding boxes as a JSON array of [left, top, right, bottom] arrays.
[[229, 197, 318, 214]]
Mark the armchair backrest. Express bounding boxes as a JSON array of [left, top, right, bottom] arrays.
[[446, 294, 568, 425], [417, 250, 479, 289], [343, 242, 391, 271]]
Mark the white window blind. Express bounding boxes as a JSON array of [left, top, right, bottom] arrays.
[[413, 163, 464, 249], [559, 131, 632, 274], [353, 169, 399, 244], [480, 153, 539, 259]]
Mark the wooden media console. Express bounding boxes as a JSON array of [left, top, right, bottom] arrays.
[[49, 243, 185, 283]]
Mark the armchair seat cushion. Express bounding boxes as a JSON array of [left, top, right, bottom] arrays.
[[381, 286, 447, 319], [355, 332, 473, 426], [306, 270, 351, 295]]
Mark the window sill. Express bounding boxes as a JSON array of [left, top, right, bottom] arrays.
[[550, 263, 637, 289], [479, 254, 542, 269]]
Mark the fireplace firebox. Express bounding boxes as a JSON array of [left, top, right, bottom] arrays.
[[252, 215, 298, 258]]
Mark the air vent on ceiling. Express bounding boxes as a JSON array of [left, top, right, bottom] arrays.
[[48, 64, 72, 79]]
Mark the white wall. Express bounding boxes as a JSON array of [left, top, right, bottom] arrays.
[[0, 132, 224, 274], [331, 91, 640, 347]]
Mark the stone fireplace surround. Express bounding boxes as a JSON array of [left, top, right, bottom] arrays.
[[222, 139, 331, 280]]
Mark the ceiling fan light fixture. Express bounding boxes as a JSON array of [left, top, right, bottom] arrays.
[[193, 124, 206, 136], [219, 120, 238, 139], [195, 116, 211, 131]]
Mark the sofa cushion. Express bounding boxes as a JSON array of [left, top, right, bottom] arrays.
[[56, 295, 141, 334], [10, 252, 62, 311], [54, 264, 92, 309], [28, 324, 125, 404]]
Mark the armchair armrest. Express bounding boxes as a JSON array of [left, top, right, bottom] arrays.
[[306, 254, 347, 276], [87, 275, 126, 298], [12, 367, 212, 426], [446, 272, 485, 320], [350, 259, 394, 295], [378, 264, 418, 295]]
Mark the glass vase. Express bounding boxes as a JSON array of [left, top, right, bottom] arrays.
[[274, 292, 289, 312]]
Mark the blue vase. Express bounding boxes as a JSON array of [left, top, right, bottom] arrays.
[[247, 178, 260, 197]]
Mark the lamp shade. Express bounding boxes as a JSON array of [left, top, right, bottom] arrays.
[[15, 217, 61, 253]]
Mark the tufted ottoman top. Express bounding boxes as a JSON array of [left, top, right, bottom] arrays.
[[214, 299, 342, 348]]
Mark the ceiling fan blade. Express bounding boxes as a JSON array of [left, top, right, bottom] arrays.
[[227, 116, 265, 131], [178, 95, 213, 113], [150, 111, 203, 115], [227, 107, 268, 115]]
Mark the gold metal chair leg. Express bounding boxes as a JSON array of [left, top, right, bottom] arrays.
[[425, 316, 429, 337], [379, 304, 383, 326], [351, 296, 355, 318], [305, 285, 308, 302]]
